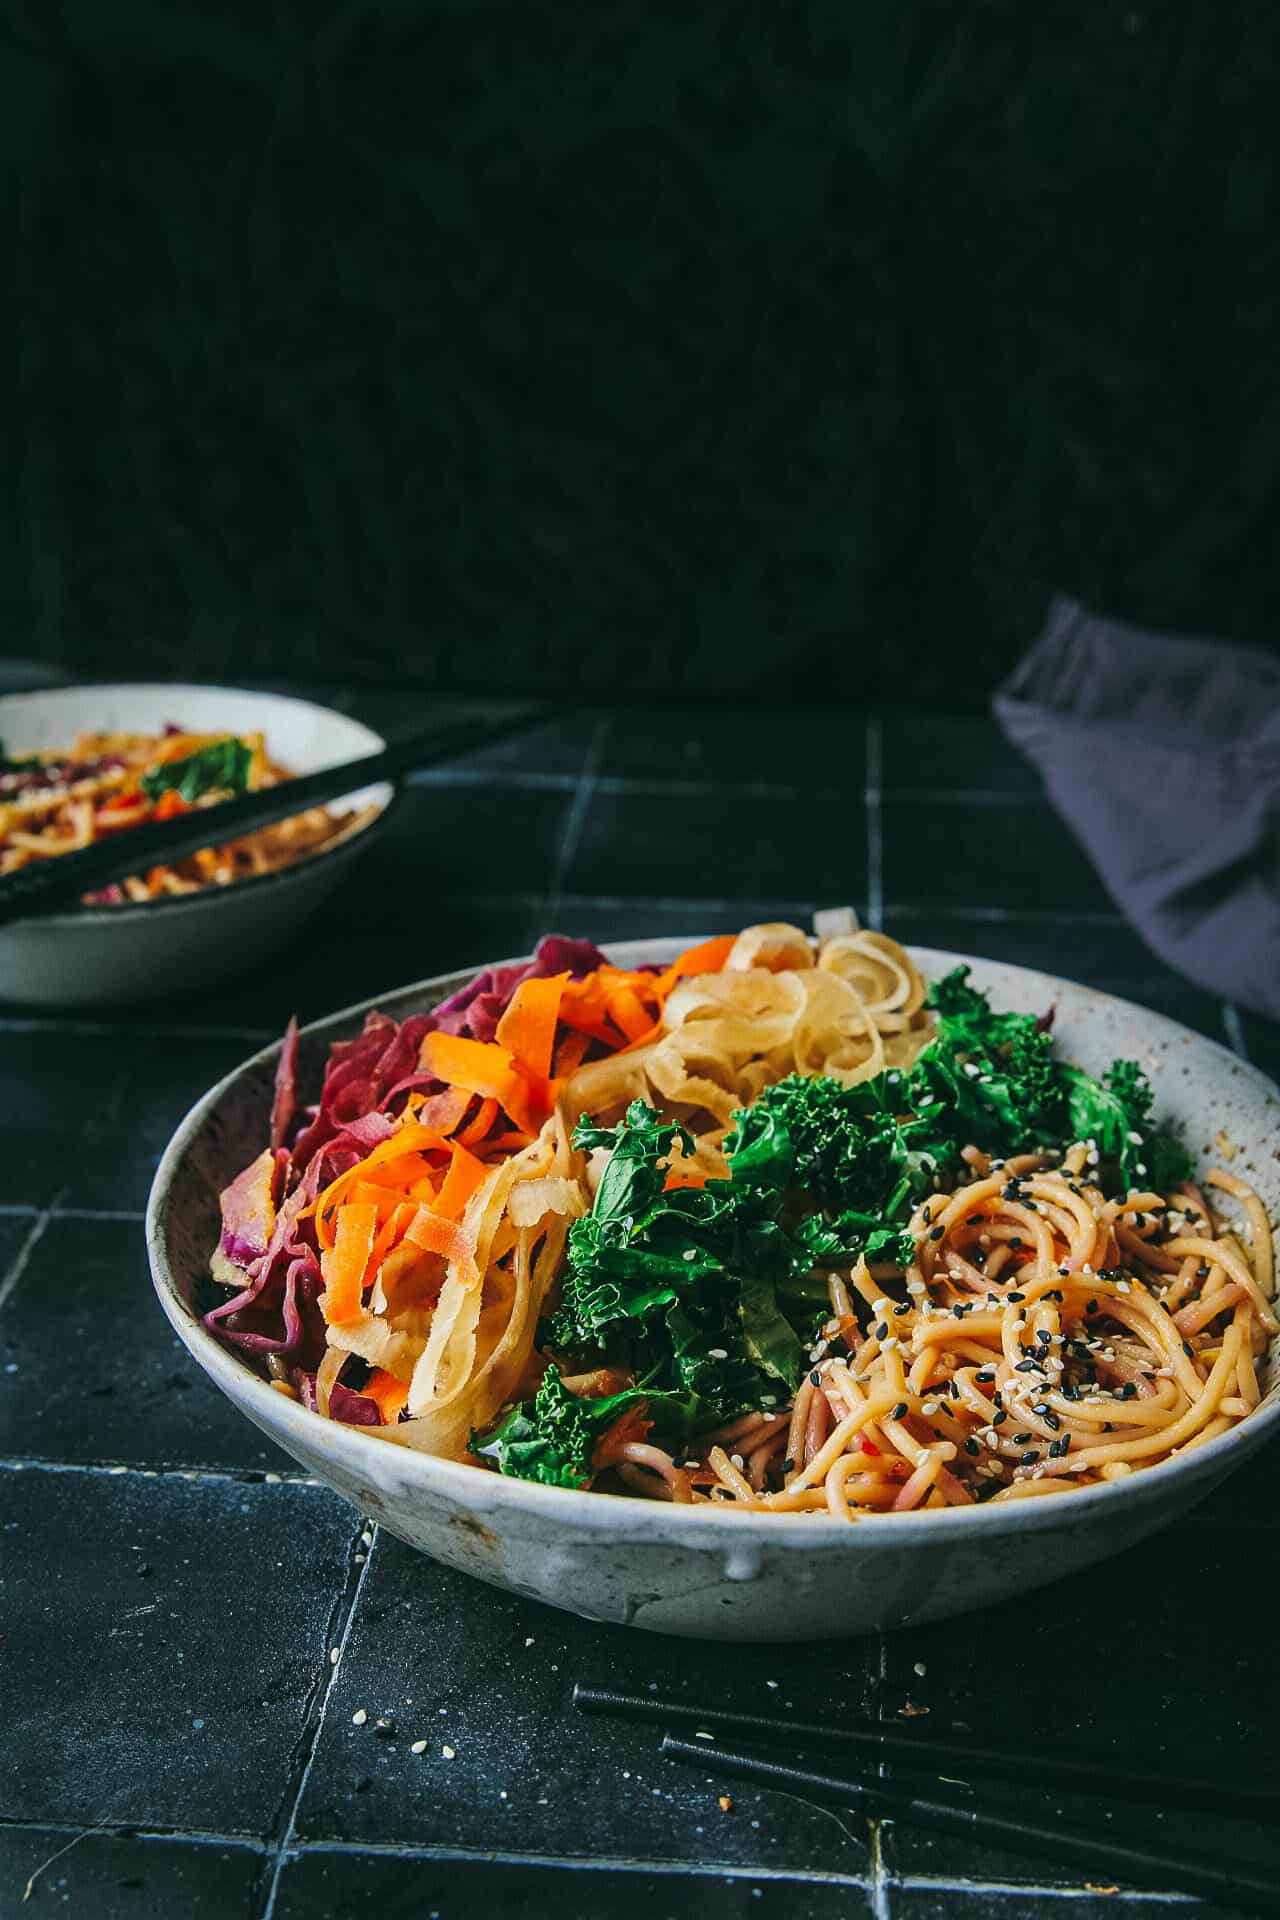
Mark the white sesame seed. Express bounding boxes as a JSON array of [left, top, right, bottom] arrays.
[[914, 1661, 927, 1677], [411, 1739, 427, 1754], [525, 1637, 535, 1647], [352, 1709, 367, 1726], [329, 1648, 340, 1665], [730, 1455, 745, 1470], [442, 1744, 456, 1759], [694, 1731, 715, 1741], [707, 1348, 728, 1360], [881, 1336, 899, 1351]]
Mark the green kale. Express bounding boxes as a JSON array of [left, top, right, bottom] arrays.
[[0, 744, 44, 775], [1063, 1058, 1192, 1192], [730, 1074, 947, 1237], [911, 968, 1189, 1188], [140, 736, 253, 805], [548, 1101, 814, 1426], [470, 1367, 660, 1489]]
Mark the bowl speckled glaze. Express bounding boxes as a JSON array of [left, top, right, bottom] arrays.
[[147, 940, 1280, 1641]]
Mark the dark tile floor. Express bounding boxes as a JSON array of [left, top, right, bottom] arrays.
[[1, 693, 1276, 1920]]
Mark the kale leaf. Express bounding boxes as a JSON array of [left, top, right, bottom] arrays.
[[141, 737, 253, 805], [470, 1368, 658, 1489]]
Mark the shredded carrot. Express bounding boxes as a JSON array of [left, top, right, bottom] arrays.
[[152, 789, 190, 821], [434, 1142, 489, 1221], [420, 1031, 518, 1101], [410, 1085, 474, 1135], [604, 983, 656, 1043], [664, 1168, 707, 1190], [495, 972, 570, 1080], [657, 934, 736, 991], [311, 1121, 451, 1246], [364, 1369, 409, 1423], [455, 1096, 500, 1148], [553, 1029, 591, 1077], [403, 1206, 479, 1280], [320, 1202, 379, 1325]]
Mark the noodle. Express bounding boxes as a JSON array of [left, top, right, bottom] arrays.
[[659, 1161, 1275, 1516]]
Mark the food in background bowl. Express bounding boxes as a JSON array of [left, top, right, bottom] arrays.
[[0, 724, 376, 904], [205, 918, 1276, 1519]]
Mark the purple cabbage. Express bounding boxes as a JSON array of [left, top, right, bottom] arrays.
[[328, 1382, 384, 1426], [206, 933, 609, 1391]]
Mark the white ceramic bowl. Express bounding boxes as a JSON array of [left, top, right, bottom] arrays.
[[0, 683, 393, 1007], [147, 941, 1280, 1641]]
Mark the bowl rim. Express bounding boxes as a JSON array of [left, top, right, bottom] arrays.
[[0, 680, 396, 928], [146, 936, 1280, 1550]]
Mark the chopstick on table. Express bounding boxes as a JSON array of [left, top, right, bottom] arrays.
[[572, 1683, 1279, 1818], [658, 1735, 1278, 1916], [0, 703, 556, 927]]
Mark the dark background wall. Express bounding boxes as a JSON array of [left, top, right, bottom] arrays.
[[3, 3, 1277, 705]]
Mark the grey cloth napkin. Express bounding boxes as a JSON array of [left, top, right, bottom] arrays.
[[994, 598, 1280, 1021]]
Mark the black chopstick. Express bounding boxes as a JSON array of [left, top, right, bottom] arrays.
[[660, 1735, 1278, 1916], [573, 1684, 1276, 1819], [0, 704, 554, 926]]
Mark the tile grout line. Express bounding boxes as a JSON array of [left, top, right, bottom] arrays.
[[0, 1457, 320, 1486], [1222, 1003, 1250, 1060], [0, 1018, 275, 1041], [0, 1205, 147, 1223], [544, 715, 609, 921], [406, 763, 1036, 805], [0, 1207, 54, 1317], [283, 1839, 871, 1885], [897, 1877, 1197, 1904], [258, 1524, 381, 1920], [867, 1817, 891, 1920], [865, 714, 883, 930]]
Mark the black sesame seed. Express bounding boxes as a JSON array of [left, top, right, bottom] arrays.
[[782, 1458, 796, 1473], [1019, 1450, 1038, 1465], [1182, 1341, 1194, 1357], [929, 1225, 945, 1241], [964, 1438, 980, 1456], [1043, 1411, 1061, 1431], [875, 1323, 888, 1340], [1007, 1291, 1026, 1303], [891, 1402, 908, 1420], [1013, 1431, 1032, 1443], [1014, 1359, 1038, 1374], [975, 1370, 995, 1384], [809, 1370, 821, 1387], [992, 1411, 1008, 1427], [1086, 1299, 1099, 1314], [894, 1302, 911, 1316]]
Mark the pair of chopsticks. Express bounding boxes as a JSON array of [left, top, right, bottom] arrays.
[[575, 1684, 1278, 1914], [0, 704, 554, 926]]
